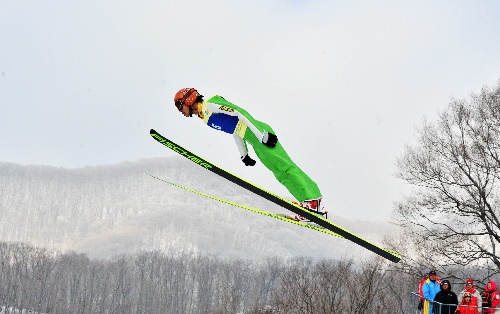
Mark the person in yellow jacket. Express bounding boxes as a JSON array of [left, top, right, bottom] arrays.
[[173, 88, 324, 214]]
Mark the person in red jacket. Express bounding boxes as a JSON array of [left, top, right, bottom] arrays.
[[458, 279, 482, 305], [482, 280, 500, 314], [457, 291, 479, 314]]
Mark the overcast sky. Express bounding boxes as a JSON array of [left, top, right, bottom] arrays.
[[1, 0, 499, 221]]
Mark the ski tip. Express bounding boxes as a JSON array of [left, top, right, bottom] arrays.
[[150, 129, 156, 134]]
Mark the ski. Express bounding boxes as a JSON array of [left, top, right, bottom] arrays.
[[146, 171, 343, 238], [150, 129, 401, 263]]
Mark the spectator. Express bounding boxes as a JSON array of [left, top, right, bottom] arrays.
[[457, 291, 479, 314], [423, 270, 441, 314], [433, 279, 458, 314], [482, 280, 500, 314], [418, 272, 430, 312], [458, 279, 482, 305]]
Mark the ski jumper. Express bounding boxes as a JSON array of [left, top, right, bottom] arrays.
[[197, 95, 321, 202]]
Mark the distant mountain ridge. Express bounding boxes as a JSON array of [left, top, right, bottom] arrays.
[[0, 157, 400, 261]]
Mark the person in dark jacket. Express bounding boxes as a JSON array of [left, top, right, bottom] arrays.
[[434, 279, 458, 314]]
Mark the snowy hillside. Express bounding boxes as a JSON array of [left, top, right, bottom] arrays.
[[0, 157, 400, 261]]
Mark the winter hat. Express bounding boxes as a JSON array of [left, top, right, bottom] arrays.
[[486, 280, 497, 292], [463, 291, 472, 303], [441, 279, 451, 290]]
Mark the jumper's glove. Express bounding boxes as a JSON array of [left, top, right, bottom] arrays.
[[262, 131, 278, 148], [241, 154, 256, 166]]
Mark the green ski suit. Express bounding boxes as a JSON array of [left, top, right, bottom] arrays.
[[198, 95, 321, 202]]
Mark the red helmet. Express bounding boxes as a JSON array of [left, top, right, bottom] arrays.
[[174, 88, 200, 111]]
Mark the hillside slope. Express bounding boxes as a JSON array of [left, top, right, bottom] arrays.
[[0, 157, 400, 261]]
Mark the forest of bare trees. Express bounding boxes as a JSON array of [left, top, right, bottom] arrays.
[[394, 80, 500, 274], [0, 242, 417, 314]]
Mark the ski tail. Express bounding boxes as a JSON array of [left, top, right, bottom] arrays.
[[150, 129, 401, 263]]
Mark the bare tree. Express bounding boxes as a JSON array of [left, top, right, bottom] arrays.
[[395, 80, 500, 271], [272, 257, 318, 314], [312, 259, 352, 313], [0, 241, 426, 313]]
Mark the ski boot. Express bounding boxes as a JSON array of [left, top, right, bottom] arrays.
[[292, 215, 306, 221], [293, 198, 328, 218]]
